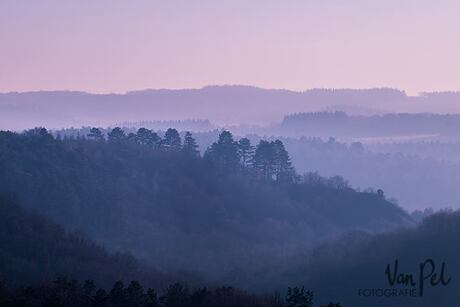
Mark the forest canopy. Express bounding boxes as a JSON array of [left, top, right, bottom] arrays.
[[0, 127, 410, 288]]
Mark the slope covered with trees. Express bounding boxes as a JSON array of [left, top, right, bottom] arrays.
[[0, 128, 411, 284], [0, 196, 168, 288], [0, 196, 343, 306], [277, 210, 460, 307]]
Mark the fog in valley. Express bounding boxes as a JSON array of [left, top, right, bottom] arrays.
[[3, 87, 460, 306], [22, 88, 460, 212]]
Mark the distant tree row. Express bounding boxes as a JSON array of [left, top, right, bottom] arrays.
[[88, 127, 199, 156], [87, 127, 295, 183]]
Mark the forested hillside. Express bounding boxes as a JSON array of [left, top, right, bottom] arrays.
[[0, 196, 305, 307], [276, 210, 460, 307], [205, 209, 460, 306], [53, 126, 460, 210], [0, 128, 410, 283], [0, 196, 168, 288]]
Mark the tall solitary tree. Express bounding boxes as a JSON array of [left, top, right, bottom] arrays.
[[253, 139, 294, 182], [204, 130, 239, 171], [182, 131, 199, 156], [273, 140, 294, 182], [253, 140, 276, 180], [136, 128, 161, 148], [161, 128, 182, 152]]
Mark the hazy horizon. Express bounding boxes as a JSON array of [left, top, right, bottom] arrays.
[[2, 84, 460, 96], [2, 1, 460, 95]]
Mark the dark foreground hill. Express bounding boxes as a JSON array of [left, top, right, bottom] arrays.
[[0, 129, 410, 284], [0, 197, 294, 307], [0, 196, 168, 288], [266, 210, 460, 307], [1, 194, 458, 306]]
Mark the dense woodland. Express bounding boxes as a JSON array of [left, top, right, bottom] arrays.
[[168, 209, 460, 307], [54, 125, 460, 210], [0, 196, 169, 288], [284, 210, 460, 307], [1, 126, 460, 306], [0, 127, 410, 289]]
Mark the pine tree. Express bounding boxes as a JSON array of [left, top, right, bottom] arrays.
[[253, 140, 276, 180], [136, 128, 161, 148], [204, 130, 240, 171], [87, 128, 105, 141], [182, 131, 199, 156], [253, 139, 294, 182], [108, 127, 126, 142], [161, 128, 182, 152], [273, 140, 294, 182]]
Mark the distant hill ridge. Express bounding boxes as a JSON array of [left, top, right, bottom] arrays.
[[3, 85, 460, 130]]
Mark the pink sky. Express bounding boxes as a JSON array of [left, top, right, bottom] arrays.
[[1, 0, 460, 95]]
